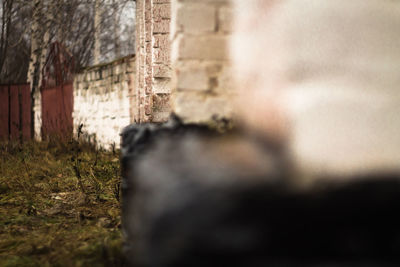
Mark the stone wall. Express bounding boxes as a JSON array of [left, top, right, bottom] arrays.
[[134, 0, 234, 125], [135, 0, 172, 123], [170, 0, 235, 124], [73, 55, 135, 148]]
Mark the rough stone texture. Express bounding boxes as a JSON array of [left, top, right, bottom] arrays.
[[178, 36, 229, 60], [177, 67, 209, 91], [174, 92, 233, 123], [218, 6, 233, 33], [171, 0, 234, 124], [135, 0, 172, 123], [72, 55, 135, 148], [176, 4, 216, 34]]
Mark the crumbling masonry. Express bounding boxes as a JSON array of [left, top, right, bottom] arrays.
[[134, 0, 172, 123], [134, 0, 235, 124]]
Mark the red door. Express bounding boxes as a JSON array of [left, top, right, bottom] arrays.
[[0, 84, 31, 141], [41, 83, 73, 139]]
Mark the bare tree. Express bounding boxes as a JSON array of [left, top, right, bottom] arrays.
[[2, 0, 135, 81], [0, 0, 14, 77], [93, 0, 102, 65], [113, 0, 121, 59], [0, 0, 31, 83]]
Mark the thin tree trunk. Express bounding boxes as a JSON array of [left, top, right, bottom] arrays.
[[113, 0, 121, 59], [93, 0, 101, 65], [27, 0, 43, 140], [0, 0, 14, 80], [39, 0, 54, 87]]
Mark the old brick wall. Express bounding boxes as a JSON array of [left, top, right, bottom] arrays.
[[73, 55, 135, 148], [170, 0, 235, 124], [135, 0, 234, 125], [135, 0, 172, 123]]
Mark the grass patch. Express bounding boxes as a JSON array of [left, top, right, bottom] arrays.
[[0, 139, 122, 266]]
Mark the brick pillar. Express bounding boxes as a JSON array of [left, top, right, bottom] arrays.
[[135, 0, 142, 123], [143, 0, 153, 121], [135, 0, 172, 123], [171, 0, 234, 124], [152, 0, 171, 122], [135, 0, 147, 122]]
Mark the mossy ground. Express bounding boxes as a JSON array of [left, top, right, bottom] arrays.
[[0, 139, 122, 267]]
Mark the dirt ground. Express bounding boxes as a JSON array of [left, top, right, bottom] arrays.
[[0, 139, 122, 267]]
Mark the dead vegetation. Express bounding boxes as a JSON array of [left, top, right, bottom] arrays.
[[0, 138, 122, 266]]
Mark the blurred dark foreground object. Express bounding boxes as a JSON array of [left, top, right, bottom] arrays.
[[121, 120, 400, 267]]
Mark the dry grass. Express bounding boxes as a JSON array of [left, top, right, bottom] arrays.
[[0, 139, 122, 267]]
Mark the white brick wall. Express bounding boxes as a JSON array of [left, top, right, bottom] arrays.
[[73, 56, 135, 148], [171, 0, 235, 124]]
